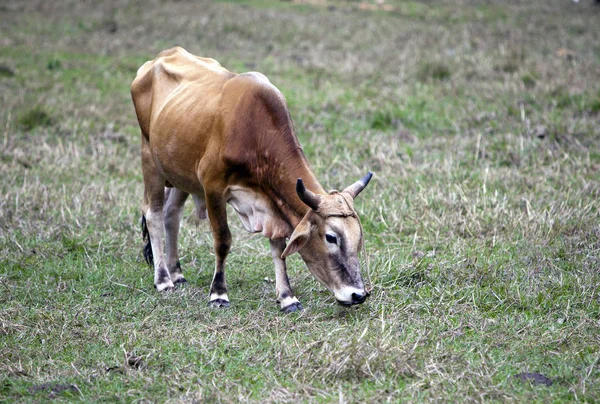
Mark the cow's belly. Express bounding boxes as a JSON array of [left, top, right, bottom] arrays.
[[157, 162, 204, 195], [225, 186, 292, 240]]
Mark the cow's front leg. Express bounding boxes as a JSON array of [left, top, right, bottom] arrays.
[[270, 238, 303, 313], [206, 191, 232, 308]]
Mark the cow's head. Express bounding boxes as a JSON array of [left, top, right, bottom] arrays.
[[282, 172, 373, 306]]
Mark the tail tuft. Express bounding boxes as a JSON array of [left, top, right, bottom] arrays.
[[141, 215, 153, 266]]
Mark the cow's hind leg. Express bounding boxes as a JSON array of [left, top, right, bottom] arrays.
[[270, 238, 303, 313], [141, 136, 173, 291], [164, 188, 190, 285], [205, 190, 232, 308]]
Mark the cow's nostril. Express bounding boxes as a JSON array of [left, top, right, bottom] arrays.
[[351, 292, 367, 304]]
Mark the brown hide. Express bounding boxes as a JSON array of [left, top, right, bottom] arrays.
[[131, 47, 324, 236], [131, 47, 372, 308]]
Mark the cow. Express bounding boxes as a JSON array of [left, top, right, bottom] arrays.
[[131, 47, 373, 312]]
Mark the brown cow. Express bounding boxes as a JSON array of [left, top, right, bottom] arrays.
[[131, 47, 373, 312]]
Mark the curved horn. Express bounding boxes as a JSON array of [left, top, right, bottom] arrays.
[[296, 178, 321, 210], [343, 172, 373, 199]]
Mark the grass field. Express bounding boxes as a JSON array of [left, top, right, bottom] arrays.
[[1, 0, 599, 402]]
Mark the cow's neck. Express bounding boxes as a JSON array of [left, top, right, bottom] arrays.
[[244, 110, 326, 232], [263, 150, 325, 230], [280, 164, 323, 228]]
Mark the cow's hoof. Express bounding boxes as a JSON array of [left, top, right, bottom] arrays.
[[173, 277, 187, 285], [155, 281, 174, 292], [209, 298, 230, 308], [281, 302, 303, 313]]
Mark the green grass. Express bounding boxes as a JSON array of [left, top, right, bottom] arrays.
[[1, 0, 599, 402]]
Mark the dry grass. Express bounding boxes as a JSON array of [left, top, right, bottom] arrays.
[[1, 0, 599, 402]]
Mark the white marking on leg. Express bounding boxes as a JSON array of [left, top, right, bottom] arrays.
[[279, 295, 300, 310], [155, 280, 174, 292], [146, 208, 174, 290], [209, 293, 229, 302]]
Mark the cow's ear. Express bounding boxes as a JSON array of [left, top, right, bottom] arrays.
[[281, 217, 311, 259]]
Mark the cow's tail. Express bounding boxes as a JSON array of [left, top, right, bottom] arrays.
[[141, 214, 153, 266]]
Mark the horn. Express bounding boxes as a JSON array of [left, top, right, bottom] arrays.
[[296, 178, 321, 210], [343, 172, 373, 199]]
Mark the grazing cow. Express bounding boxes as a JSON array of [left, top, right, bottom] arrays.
[[131, 47, 373, 312]]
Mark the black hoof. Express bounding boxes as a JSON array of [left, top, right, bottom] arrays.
[[281, 302, 303, 313], [208, 298, 230, 308], [173, 278, 187, 285]]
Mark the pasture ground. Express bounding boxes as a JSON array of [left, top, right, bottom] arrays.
[[1, 0, 599, 402]]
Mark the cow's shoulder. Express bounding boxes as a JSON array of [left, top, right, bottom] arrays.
[[220, 72, 299, 168], [221, 71, 292, 134]]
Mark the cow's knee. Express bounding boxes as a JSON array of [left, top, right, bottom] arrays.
[[214, 229, 232, 259]]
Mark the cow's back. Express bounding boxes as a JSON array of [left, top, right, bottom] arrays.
[[131, 47, 233, 138]]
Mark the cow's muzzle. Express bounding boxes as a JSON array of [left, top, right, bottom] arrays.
[[336, 290, 370, 306]]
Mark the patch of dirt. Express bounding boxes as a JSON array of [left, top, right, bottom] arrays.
[[125, 352, 144, 369], [514, 372, 553, 386], [28, 383, 79, 398]]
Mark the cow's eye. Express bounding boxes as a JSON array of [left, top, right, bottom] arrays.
[[326, 233, 337, 244]]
